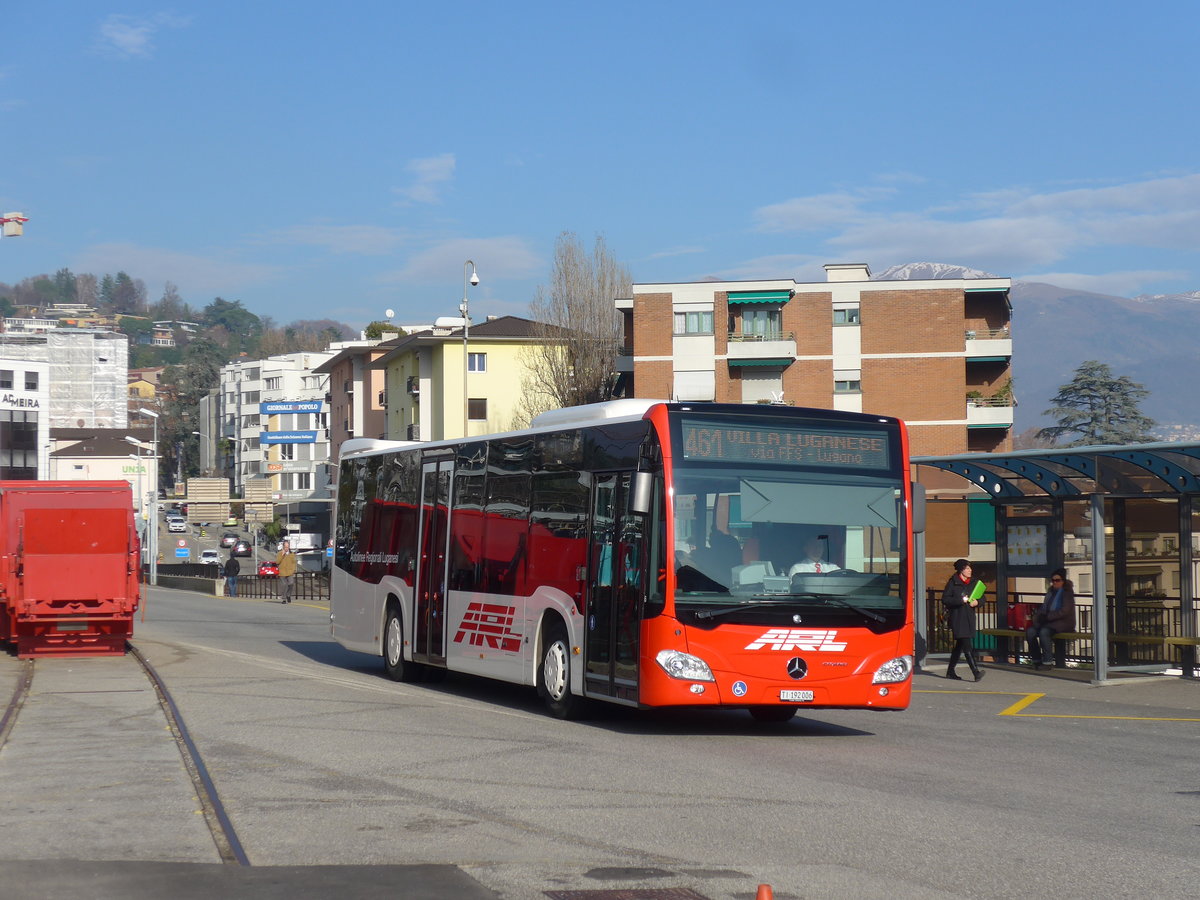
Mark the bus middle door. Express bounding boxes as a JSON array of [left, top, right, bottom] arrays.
[[585, 473, 643, 705], [415, 455, 452, 664]]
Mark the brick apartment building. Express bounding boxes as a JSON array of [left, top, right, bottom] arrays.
[[617, 262, 1013, 457]]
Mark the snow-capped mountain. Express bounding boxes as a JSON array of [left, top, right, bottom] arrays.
[[873, 262, 998, 281], [1131, 290, 1200, 303]]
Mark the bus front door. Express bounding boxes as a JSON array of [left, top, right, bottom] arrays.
[[415, 456, 452, 664], [585, 473, 643, 705]]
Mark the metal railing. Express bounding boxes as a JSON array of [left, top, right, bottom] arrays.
[[965, 395, 1014, 408], [925, 589, 1193, 666], [964, 327, 1011, 340], [150, 564, 329, 601], [728, 331, 795, 343]]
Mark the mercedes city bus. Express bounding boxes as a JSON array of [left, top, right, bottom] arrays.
[[330, 400, 917, 721]]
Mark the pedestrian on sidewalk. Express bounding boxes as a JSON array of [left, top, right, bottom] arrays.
[[223, 553, 240, 598], [942, 558, 986, 682], [276, 540, 297, 603]]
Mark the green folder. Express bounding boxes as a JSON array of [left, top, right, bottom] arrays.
[[969, 581, 987, 601]]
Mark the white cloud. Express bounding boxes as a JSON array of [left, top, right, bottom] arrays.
[[259, 224, 407, 255], [382, 236, 542, 284], [709, 254, 824, 282], [646, 245, 706, 261], [754, 191, 876, 233], [1017, 269, 1187, 296], [394, 153, 456, 205], [752, 172, 1200, 276], [72, 242, 280, 298], [95, 13, 192, 60]]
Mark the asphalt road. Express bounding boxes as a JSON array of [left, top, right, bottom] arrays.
[[1, 586, 1198, 899]]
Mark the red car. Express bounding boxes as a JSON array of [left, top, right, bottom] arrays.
[[257, 561, 279, 577]]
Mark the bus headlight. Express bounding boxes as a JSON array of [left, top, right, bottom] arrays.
[[872, 655, 913, 684], [655, 649, 715, 682]]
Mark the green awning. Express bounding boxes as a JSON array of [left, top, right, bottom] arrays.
[[727, 358, 792, 367], [966, 356, 1010, 362], [727, 290, 794, 305]]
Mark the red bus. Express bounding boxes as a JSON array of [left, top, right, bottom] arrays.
[[330, 400, 917, 721]]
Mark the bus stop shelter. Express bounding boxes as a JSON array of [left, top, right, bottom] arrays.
[[913, 441, 1200, 683]]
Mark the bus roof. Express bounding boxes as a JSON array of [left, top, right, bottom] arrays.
[[337, 400, 670, 462]]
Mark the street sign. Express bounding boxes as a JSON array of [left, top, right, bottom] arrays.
[[174, 548, 190, 558], [177, 539, 187, 548]]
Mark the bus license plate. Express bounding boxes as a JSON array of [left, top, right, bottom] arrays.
[[780, 690, 814, 702]]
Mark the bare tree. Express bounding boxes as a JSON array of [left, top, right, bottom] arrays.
[[519, 232, 630, 423]]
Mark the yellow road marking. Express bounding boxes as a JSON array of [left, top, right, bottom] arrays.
[[917, 688, 1200, 721], [999, 692, 1044, 715]]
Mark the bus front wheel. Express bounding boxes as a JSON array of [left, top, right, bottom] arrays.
[[383, 608, 421, 683], [539, 622, 583, 719]]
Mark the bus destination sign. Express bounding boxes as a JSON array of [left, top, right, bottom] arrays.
[[680, 419, 890, 469]]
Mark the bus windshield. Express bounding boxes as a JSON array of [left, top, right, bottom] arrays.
[[671, 464, 906, 625]]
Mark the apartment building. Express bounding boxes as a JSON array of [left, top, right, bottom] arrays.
[[0, 329, 129, 431], [216, 351, 334, 502], [618, 262, 1013, 457], [312, 338, 393, 463], [369, 316, 559, 442]]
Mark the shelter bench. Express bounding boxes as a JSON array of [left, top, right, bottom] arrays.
[[978, 628, 1200, 667]]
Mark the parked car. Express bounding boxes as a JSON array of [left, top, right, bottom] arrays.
[[257, 560, 279, 577], [232, 540, 252, 557], [200, 549, 221, 565], [220, 532, 238, 548]]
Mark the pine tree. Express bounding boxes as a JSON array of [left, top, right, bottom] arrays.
[[1038, 360, 1156, 446]]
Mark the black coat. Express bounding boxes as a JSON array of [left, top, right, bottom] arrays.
[[223, 557, 240, 577], [942, 574, 982, 639]]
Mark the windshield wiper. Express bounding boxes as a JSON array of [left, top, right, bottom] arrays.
[[821, 595, 886, 623], [692, 599, 797, 621], [690, 595, 889, 624]]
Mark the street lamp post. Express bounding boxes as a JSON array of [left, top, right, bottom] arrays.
[[460, 260, 479, 437], [136, 408, 160, 585]]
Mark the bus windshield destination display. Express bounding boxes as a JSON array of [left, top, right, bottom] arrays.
[[680, 419, 890, 469]]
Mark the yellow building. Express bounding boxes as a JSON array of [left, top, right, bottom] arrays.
[[370, 316, 561, 441]]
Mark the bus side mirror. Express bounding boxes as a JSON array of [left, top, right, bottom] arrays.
[[628, 471, 653, 516], [911, 483, 926, 534]]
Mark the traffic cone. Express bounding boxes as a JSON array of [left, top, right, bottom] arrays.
[[756, 885, 773, 900]]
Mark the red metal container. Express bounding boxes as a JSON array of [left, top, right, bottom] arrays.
[[0, 481, 140, 657]]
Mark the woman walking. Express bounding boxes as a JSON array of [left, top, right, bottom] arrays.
[[942, 558, 986, 682]]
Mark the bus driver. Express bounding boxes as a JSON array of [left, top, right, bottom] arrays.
[[788, 536, 841, 576]]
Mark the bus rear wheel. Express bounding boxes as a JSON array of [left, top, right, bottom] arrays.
[[748, 705, 798, 724], [383, 607, 422, 683], [539, 622, 583, 719]]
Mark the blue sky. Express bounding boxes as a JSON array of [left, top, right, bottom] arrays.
[[2, 1, 1199, 330]]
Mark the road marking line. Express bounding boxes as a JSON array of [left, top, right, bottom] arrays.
[[999, 692, 1044, 715], [918, 689, 1200, 721]]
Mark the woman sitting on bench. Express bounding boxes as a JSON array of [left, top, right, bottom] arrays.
[[1028, 568, 1076, 669]]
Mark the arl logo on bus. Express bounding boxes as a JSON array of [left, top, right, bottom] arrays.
[[453, 602, 522, 653], [745, 629, 847, 652]]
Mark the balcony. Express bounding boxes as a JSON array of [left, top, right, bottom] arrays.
[[966, 394, 1015, 429], [965, 327, 1012, 361], [726, 331, 796, 366], [406, 375, 419, 396], [378, 390, 387, 408], [616, 344, 633, 374], [406, 424, 420, 440]]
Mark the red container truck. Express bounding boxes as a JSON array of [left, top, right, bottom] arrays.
[[0, 481, 141, 657]]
